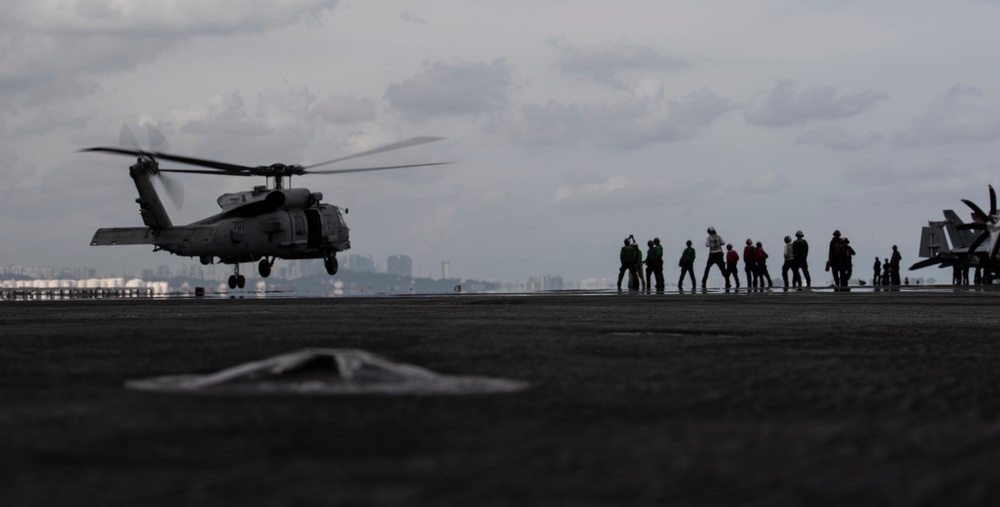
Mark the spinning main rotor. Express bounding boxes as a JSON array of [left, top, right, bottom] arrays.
[[83, 129, 448, 190]]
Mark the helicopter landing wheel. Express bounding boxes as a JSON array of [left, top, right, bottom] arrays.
[[324, 256, 338, 275], [237, 275, 246, 289], [228, 275, 238, 289], [258, 258, 272, 278]]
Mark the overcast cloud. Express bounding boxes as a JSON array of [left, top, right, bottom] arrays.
[[550, 38, 690, 90], [745, 79, 889, 128], [3, 0, 1000, 285]]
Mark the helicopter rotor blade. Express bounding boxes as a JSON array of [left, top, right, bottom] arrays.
[[159, 168, 254, 176], [156, 172, 185, 209], [305, 162, 451, 175], [145, 123, 171, 153], [144, 152, 255, 174], [302, 136, 445, 170], [119, 123, 141, 151], [79, 146, 148, 157]]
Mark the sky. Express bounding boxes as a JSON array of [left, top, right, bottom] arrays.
[[3, 0, 1000, 284]]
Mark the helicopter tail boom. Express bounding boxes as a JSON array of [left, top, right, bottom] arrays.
[[91, 226, 215, 247]]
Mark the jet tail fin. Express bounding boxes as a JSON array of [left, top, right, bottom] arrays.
[[918, 225, 948, 258], [943, 209, 977, 249]]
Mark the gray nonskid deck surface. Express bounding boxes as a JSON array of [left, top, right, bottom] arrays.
[[2, 291, 1000, 506]]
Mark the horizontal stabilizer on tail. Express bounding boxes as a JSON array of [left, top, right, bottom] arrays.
[[91, 226, 215, 247]]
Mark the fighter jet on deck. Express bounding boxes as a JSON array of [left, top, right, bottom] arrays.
[[912, 185, 1000, 283]]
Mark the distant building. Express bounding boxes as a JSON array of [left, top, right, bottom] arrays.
[[387, 255, 413, 278], [527, 274, 564, 291], [441, 260, 451, 279], [347, 254, 375, 273]]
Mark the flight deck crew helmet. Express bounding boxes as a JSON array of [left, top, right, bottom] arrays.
[[746, 238, 752, 245], [795, 230, 804, 238], [707, 226, 716, 234], [784, 235, 792, 243], [654, 237, 660, 245], [686, 240, 692, 246], [726, 243, 733, 249], [624, 238, 630, 246], [833, 230, 841, 237]]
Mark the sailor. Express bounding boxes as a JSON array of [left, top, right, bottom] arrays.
[[873, 257, 881, 286], [678, 240, 696, 290], [890, 245, 902, 285], [701, 227, 727, 289], [792, 230, 811, 288], [633, 240, 645, 291], [782, 235, 800, 288], [756, 241, 773, 288], [828, 230, 848, 287], [617, 237, 638, 291], [743, 239, 758, 288], [650, 238, 665, 291], [725, 243, 740, 289], [843, 238, 856, 284]]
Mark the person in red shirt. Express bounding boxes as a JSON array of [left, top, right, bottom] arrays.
[[756, 241, 773, 288], [743, 239, 758, 288], [725, 243, 740, 289]]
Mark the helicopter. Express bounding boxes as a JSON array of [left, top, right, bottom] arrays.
[[82, 124, 447, 289]]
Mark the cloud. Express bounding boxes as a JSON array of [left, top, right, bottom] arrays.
[[745, 79, 888, 127], [0, 0, 340, 110], [550, 38, 689, 89], [843, 158, 959, 189], [399, 11, 427, 24], [742, 170, 790, 194], [171, 85, 383, 164], [795, 125, 882, 151], [385, 59, 512, 119], [511, 86, 733, 150], [552, 176, 633, 207], [310, 96, 376, 125], [892, 84, 1000, 147], [551, 174, 720, 209]]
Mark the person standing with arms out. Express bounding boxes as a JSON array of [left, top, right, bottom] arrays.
[[702, 227, 727, 289], [792, 230, 811, 288], [890, 245, 902, 285], [650, 237, 665, 291], [678, 240, 696, 290], [872, 257, 881, 286], [617, 236, 638, 291], [756, 241, 773, 288], [782, 235, 800, 289], [725, 243, 741, 289], [743, 239, 757, 288]]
